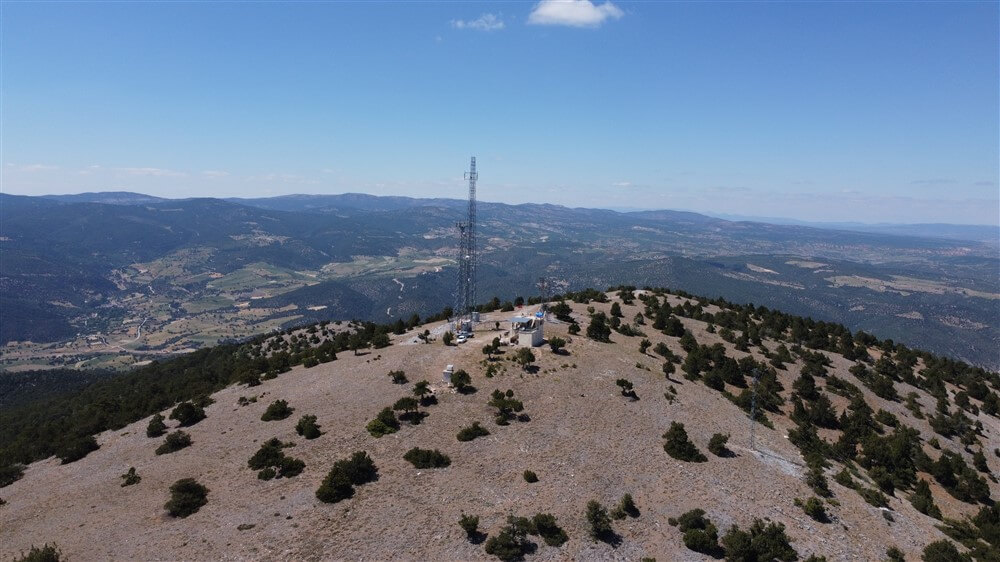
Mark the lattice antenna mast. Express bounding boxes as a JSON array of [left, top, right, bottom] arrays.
[[454, 157, 478, 324], [454, 221, 468, 320], [537, 277, 550, 311], [465, 157, 478, 319]]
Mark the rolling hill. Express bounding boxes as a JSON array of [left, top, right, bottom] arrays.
[[1, 192, 997, 371], [1, 288, 997, 561]]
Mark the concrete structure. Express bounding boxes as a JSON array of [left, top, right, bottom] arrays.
[[443, 364, 454, 384], [509, 315, 544, 347]]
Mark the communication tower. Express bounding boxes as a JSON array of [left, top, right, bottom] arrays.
[[454, 157, 478, 327], [537, 277, 550, 312]]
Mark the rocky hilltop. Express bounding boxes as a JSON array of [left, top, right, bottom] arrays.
[[2, 288, 997, 561]]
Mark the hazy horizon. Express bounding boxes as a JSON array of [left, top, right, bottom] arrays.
[[2, 1, 998, 225], [16, 188, 1000, 229]]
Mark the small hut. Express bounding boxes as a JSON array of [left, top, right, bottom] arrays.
[[509, 315, 544, 347]]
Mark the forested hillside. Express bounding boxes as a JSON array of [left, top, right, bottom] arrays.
[[2, 193, 997, 371]]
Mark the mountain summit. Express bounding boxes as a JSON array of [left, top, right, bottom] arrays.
[[2, 288, 996, 560]]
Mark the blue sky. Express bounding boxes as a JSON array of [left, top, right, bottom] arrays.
[[2, 1, 998, 224]]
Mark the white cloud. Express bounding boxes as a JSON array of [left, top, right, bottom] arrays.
[[528, 0, 623, 27], [202, 170, 230, 178], [706, 185, 752, 194], [910, 178, 956, 186], [6, 163, 58, 172], [245, 172, 318, 185], [22, 164, 58, 172], [452, 13, 505, 31], [115, 167, 186, 177], [612, 181, 632, 188]]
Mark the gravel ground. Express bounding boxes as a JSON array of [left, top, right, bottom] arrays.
[[2, 297, 995, 561]]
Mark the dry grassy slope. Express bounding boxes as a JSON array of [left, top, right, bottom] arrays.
[[2, 293, 997, 561]]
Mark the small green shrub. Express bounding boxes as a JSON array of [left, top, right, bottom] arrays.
[[532, 513, 568, 547], [909, 479, 942, 519], [315, 451, 378, 504], [164, 478, 208, 518], [548, 336, 567, 353], [261, 399, 293, 421], [388, 370, 408, 384], [858, 486, 889, 508], [676, 509, 709, 531], [295, 415, 322, 439], [155, 431, 192, 455], [489, 389, 524, 425], [834, 468, 855, 488], [393, 396, 423, 423], [146, 413, 167, 438], [805, 463, 832, 497], [615, 493, 640, 518], [796, 496, 829, 522], [452, 369, 475, 393], [120, 467, 141, 487], [674, 509, 721, 556], [0, 464, 26, 488], [721, 519, 797, 562], [586, 500, 616, 543], [523, 470, 538, 483], [616, 378, 638, 400], [367, 407, 400, 437], [13, 543, 62, 562], [248, 438, 304, 479], [885, 546, 905, 562], [708, 433, 731, 457], [337, 451, 378, 485], [403, 447, 450, 468], [248, 438, 287, 469], [514, 348, 536, 371], [684, 526, 720, 556], [457, 421, 490, 442], [169, 402, 206, 427], [922, 540, 969, 562], [276, 456, 305, 478], [458, 513, 481, 541], [315, 467, 353, 503], [56, 435, 99, 464], [484, 517, 533, 561], [663, 422, 707, 462]]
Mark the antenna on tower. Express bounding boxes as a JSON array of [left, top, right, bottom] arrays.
[[537, 277, 550, 312], [454, 157, 478, 329]]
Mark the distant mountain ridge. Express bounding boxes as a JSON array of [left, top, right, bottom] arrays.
[[706, 212, 999, 244], [2, 191, 997, 369], [41, 191, 169, 205], [31, 191, 998, 244]]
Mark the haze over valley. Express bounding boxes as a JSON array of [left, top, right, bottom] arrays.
[[2, 192, 997, 373]]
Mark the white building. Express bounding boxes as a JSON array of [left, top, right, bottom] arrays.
[[509, 315, 544, 347]]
